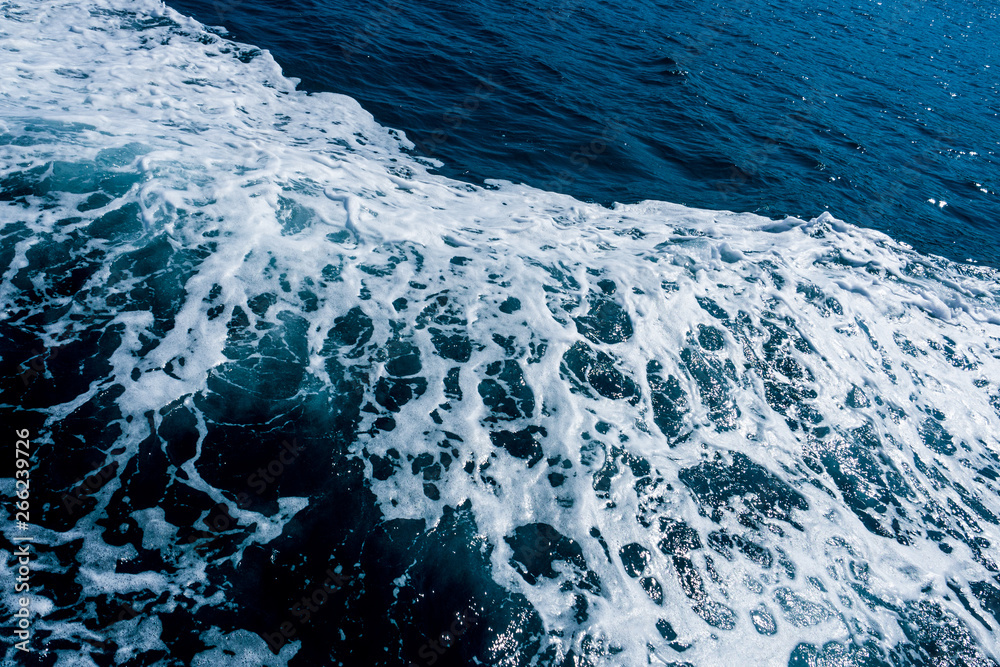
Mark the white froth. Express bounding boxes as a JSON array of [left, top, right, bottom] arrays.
[[2, 0, 1000, 665]]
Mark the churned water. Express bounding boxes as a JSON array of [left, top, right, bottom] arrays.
[[168, 0, 1000, 268], [1, 1, 999, 666]]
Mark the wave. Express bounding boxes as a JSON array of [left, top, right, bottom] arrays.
[[2, 1, 1000, 665]]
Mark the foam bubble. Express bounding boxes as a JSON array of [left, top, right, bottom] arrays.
[[2, 0, 999, 664]]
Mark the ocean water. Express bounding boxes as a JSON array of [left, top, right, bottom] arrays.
[[1, 1, 999, 666], [166, 0, 1000, 269]]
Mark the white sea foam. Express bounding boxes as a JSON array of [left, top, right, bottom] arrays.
[[2, 0, 1000, 665]]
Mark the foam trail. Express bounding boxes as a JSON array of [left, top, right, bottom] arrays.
[[1, 1, 999, 665]]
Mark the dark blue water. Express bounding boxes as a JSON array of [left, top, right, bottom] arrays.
[[6, 2, 1000, 665], [170, 0, 999, 266]]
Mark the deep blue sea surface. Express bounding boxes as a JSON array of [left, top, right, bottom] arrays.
[[169, 0, 1000, 267], [3, 1, 1000, 665]]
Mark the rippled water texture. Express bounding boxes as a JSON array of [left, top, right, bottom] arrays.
[[167, 0, 1000, 267], [1, 1, 1000, 666]]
